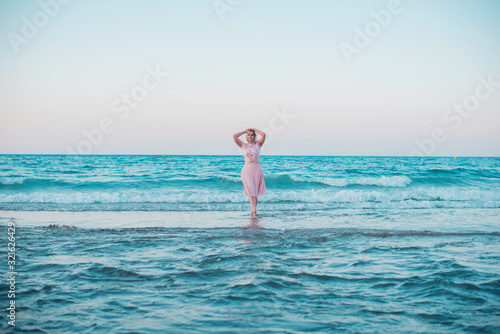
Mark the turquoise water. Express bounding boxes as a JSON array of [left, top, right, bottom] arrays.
[[1, 155, 499, 212], [0, 155, 499, 333]]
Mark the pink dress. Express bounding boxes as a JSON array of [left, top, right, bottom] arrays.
[[240, 142, 267, 198]]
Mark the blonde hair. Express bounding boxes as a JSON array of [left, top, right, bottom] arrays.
[[247, 129, 257, 143]]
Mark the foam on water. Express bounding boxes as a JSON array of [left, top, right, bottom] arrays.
[[0, 186, 498, 212]]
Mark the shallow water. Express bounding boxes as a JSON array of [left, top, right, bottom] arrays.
[[0, 155, 499, 332], [2, 220, 499, 333]]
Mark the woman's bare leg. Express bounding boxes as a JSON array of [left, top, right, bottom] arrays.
[[248, 196, 256, 215], [249, 196, 258, 215]]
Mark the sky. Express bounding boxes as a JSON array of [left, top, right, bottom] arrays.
[[0, 0, 499, 156]]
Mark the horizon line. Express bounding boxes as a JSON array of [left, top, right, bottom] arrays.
[[1, 154, 499, 158]]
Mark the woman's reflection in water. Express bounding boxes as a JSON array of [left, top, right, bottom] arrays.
[[242, 215, 263, 245]]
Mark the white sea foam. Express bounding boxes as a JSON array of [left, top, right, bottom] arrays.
[[289, 175, 412, 187], [0, 177, 26, 185], [1, 187, 499, 210]]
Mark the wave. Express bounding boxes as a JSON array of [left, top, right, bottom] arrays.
[[0, 177, 27, 185], [3, 168, 499, 192], [0, 174, 415, 191], [2, 187, 496, 203], [1, 187, 498, 211], [307, 175, 412, 187]]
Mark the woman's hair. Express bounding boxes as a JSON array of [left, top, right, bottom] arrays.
[[247, 129, 257, 143]]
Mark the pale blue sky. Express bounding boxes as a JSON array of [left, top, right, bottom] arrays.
[[1, 0, 499, 156]]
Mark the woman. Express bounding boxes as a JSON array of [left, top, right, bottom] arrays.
[[233, 128, 267, 216]]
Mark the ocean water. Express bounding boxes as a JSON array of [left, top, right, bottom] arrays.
[[0, 154, 499, 333]]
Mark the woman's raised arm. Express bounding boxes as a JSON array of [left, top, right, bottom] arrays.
[[233, 130, 246, 148], [249, 128, 266, 147]]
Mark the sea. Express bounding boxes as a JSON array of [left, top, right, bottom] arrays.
[[0, 154, 499, 333]]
